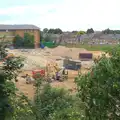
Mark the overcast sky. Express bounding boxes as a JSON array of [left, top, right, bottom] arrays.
[[0, 0, 120, 31]]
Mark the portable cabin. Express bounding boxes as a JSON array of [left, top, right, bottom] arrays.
[[63, 59, 81, 70], [79, 52, 93, 61]]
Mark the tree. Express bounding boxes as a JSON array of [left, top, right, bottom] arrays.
[[86, 28, 94, 34], [54, 28, 63, 34], [48, 29, 55, 34], [32, 75, 81, 120], [48, 28, 63, 34], [43, 34, 53, 42], [75, 46, 120, 119], [23, 33, 34, 48], [77, 31, 86, 42], [0, 41, 24, 120], [13, 35, 24, 48], [43, 28, 48, 33]]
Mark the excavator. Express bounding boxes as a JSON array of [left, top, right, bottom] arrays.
[[46, 62, 68, 82], [23, 61, 68, 84]]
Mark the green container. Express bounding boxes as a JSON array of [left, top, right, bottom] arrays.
[[43, 41, 58, 48]]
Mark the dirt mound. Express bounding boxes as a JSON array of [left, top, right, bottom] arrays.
[[51, 46, 87, 59]]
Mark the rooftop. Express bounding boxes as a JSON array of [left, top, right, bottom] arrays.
[[0, 24, 40, 30]]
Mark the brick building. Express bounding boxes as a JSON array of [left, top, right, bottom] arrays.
[[0, 24, 40, 48]]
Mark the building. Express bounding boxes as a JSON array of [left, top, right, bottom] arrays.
[[0, 24, 40, 48]]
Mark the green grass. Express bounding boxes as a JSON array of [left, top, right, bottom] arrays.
[[63, 43, 117, 51]]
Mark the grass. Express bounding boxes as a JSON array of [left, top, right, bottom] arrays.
[[63, 43, 117, 51]]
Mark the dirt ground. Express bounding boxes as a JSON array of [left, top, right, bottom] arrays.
[[8, 46, 103, 99]]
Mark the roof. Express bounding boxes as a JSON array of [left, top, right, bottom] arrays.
[[0, 24, 40, 30]]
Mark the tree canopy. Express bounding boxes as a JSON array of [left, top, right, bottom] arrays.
[[102, 28, 120, 34], [86, 28, 94, 34], [47, 28, 63, 34], [43, 28, 49, 33], [13, 33, 34, 48], [75, 45, 120, 119]]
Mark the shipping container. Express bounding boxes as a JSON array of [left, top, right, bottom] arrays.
[[79, 53, 93, 60], [63, 59, 81, 70]]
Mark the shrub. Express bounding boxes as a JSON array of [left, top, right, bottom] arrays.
[[34, 81, 78, 120], [75, 45, 120, 119], [23, 33, 34, 48], [13, 35, 23, 48]]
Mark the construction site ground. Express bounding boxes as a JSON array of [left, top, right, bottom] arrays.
[[8, 46, 103, 99]]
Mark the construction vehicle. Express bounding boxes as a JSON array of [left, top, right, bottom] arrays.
[[32, 69, 45, 78], [46, 62, 68, 82], [23, 61, 68, 84]]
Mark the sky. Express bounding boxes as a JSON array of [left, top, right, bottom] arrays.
[[0, 0, 120, 31]]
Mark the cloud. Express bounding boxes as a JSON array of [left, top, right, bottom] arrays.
[[0, 0, 120, 31]]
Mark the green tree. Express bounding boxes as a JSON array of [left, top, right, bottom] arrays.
[[77, 31, 85, 42], [75, 45, 120, 119], [13, 35, 24, 48], [48, 28, 63, 34], [32, 75, 80, 120], [43, 34, 53, 42], [54, 28, 63, 34], [86, 28, 94, 34], [0, 41, 24, 120], [40, 31, 43, 42], [23, 33, 34, 48], [43, 28, 49, 33]]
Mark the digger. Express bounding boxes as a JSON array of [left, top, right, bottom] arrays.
[[23, 62, 68, 84], [55, 67, 68, 82], [46, 62, 68, 82]]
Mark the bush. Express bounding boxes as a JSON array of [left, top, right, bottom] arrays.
[[23, 33, 34, 48], [75, 45, 120, 119], [13, 35, 24, 48], [13, 33, 35, 48], [34, 83, 78, 120]]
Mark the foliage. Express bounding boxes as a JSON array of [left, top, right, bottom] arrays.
[[13, 33, 34, 48], [40, 31, 43, 42], [13, 35, 24, 48], [72, 31, 78, 34], [86, 28, 94, 34], [33, 76, 80, 120], [43, 33, 53, 42], [48, 28, 63, 34], [102, 28, 120, 34], [77, 31, 86, 35], [6, 93, 35, 120], [49, 96, 83, 120], [75, 45, 120, 119], [23, 33, 34, 48], [77, 31, 86, 42], [43, 28, 49, 34], [0, 41, 25, 120]]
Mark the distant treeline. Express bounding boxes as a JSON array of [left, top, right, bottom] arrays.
[[43, 28, 63, 34], [102, 28, 120, 34], [42, 28, 120, 35]]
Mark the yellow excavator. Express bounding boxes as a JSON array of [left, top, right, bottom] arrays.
[[46, 62, 68, 82]]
